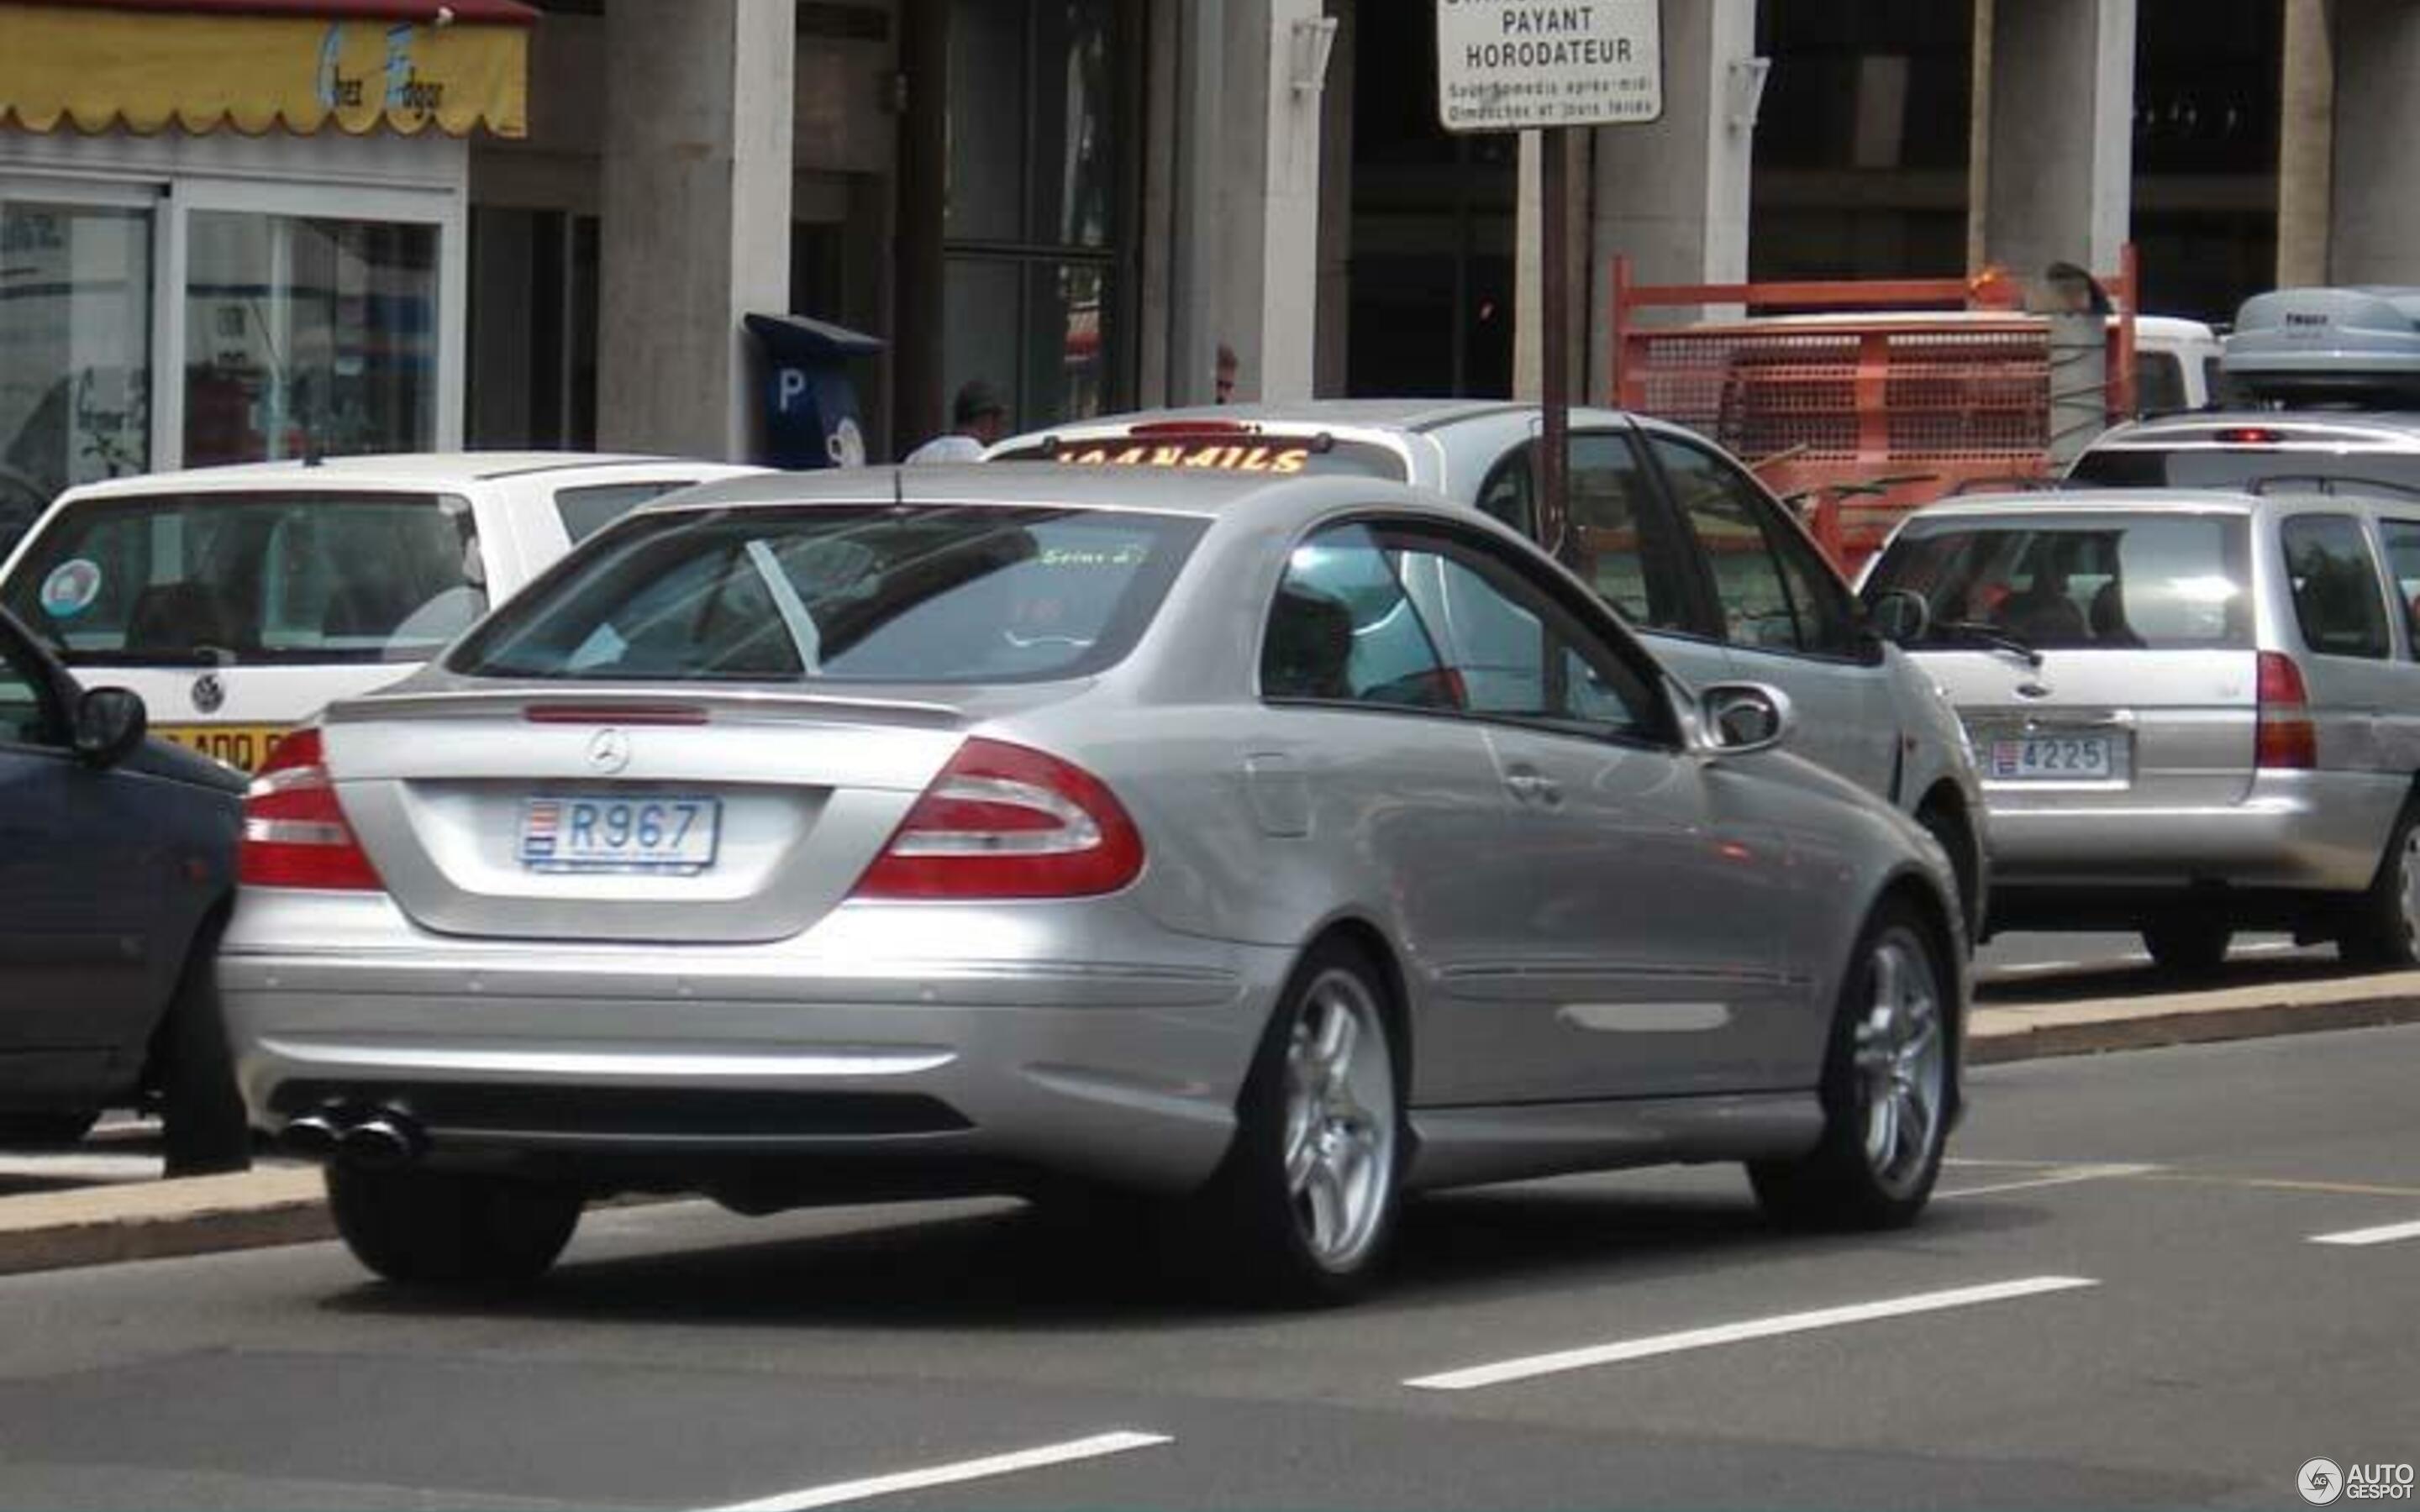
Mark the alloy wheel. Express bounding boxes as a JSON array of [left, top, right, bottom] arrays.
[[1852, 931, 1946, 1200], [1280, 968, 1397, 1273]]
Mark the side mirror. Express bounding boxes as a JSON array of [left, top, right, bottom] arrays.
[[1698, 682, 1794, 757], [72, 686, 147, 768], [1866, 589, 1931, 647]]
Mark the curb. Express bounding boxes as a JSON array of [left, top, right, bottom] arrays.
[[1970, 987, 2420, 1065], [0, 1168, 330, 1279]]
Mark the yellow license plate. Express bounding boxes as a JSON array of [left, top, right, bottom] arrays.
[[155, 724, 287, 773]]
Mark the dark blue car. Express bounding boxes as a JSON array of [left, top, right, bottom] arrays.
[[0, 606, 249, 1174]]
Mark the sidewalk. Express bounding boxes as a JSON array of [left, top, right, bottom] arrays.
[[6, 970, 2420, 1280]]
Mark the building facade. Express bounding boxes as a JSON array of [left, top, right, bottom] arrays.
[[3, 0, 2416, 531]]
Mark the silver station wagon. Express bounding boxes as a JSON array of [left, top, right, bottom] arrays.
[[1862, 486, 2420, 970], [220, 466, 1968, 1303], [992, 401, 1990, 935]]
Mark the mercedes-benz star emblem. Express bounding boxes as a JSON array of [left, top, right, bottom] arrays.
[[586, 728, 632, 774], [191, 673, 225, 714]]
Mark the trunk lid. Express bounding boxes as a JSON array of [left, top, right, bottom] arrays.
[[322, 686, 995, 944]]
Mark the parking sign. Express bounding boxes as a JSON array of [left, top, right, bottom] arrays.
[[1435, 0, 1663, 133]]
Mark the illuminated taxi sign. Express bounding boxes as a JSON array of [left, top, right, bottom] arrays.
[[1059, 441, 1313, 475]]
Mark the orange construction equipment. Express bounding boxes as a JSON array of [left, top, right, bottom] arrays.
[[1611, 249, 2140, 576]]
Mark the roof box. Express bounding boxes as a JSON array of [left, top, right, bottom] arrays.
[[2223, 286, 2420, 402]]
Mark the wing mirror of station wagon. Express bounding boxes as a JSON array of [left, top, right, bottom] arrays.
[[1697, 683, 1796, 757]]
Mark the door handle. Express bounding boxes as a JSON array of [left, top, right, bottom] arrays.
[[1505, 770, 1564, 806]]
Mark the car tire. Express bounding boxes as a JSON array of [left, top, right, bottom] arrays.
[[1750, 901, 1951, 1231], [327, 1165, 584, 1289], [1193, 939, 1404, 1306], [2338, 805, 2420, 969], [2142, 919, 2233, 974], [0, 1111, 100, 1148], [155, 918, 253, 1178]]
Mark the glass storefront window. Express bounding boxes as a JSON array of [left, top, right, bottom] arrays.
[[184, 211, 437, 467], [941, 0, 1124, 433], [0, 202, 151, 545]]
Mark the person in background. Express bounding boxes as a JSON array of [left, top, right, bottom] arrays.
[[1215, 344, 1239, 404], [905, 380, 1009, 464]]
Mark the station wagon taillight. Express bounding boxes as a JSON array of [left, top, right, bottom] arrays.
[[850, 738, 1144, 900], [239, 727, 384, 890], [2255, 652, 2317, 770]]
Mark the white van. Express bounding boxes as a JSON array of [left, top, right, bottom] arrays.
[[0, 454, 762, 771]]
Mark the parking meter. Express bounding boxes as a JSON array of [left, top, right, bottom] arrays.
[[744, 313, 886, 470]]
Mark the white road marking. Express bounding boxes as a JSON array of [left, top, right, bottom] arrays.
[[698, 1431, 1173, 1512], [1936, 1163, 2163, 1199], [2310, 1217, 2420, 1247], [1405, 1276, 2099, 1392]]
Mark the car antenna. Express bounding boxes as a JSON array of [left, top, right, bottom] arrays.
[[892, 464, 905, 510]]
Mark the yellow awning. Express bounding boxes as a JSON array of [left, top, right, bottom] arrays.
[[0, 3, 532, 139]]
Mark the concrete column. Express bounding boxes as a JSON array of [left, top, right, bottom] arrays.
[[1312, 0, 1355, 397], [1585, 0, 1756, 402], [1977, 0, 2136, 279], [1170, 0, 1328, 406], [597, 0, 795, 459], [2328, 0, 2420, 286], [2276, 0, 2334, 288]]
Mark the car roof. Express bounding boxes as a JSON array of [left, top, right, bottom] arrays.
[[637, 462, 1477, 524], [1899, 486, 2398, 523], [2096, 411, 2420, 446], [993, 397, 1685, 440], [53, 453, 759, 500]]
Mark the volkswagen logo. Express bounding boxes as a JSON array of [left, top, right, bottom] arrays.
[[586, 728, 632, 774], [191, 673, 225, 714]]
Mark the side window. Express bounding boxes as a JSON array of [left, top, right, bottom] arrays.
[[558, 481, 697, 544], [1263, 525, 1460, 710], [1471, 433, 1689, 632], [1391, 538, 1658, 739], [1652, 435, 1846, 654], [2281, 515, 2391, 659], [0, 633, 60, 748], [2378, 520, 2420, 652]]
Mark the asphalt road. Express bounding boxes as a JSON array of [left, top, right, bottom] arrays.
[[0, 1026, 2415, 1510]]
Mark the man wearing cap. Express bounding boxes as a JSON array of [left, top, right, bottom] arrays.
[[905, 380, 1010, 464]]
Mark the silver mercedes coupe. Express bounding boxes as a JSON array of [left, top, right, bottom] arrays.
[[218, 465, 1969, 1304]]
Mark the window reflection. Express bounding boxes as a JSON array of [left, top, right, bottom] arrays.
[[0, 202, 151, 546]]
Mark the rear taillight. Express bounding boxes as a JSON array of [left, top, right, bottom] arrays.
[[851, 738, 1144, 900], [239, 728, 384, 890], [2255, 651, 2317, 770]]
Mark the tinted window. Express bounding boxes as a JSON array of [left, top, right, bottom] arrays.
[[557, 480, 701, 543], [2135, 352, 2188, 414], [2281, 515, 2391, 659], [1264, 525, 1458, 709], [1865, 514, 2254, 651], [1, 492, 486, 667], [2377, 520, 2420, 651], [455, 506, 1202, 684], [1652, 436, 1853, 654], [1476, 433, 1689, 631]]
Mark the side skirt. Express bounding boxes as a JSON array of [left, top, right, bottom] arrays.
[[1403, 1091, 1824, 1193]]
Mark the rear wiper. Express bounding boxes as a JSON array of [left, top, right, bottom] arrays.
[[1933, 621, 2044, 667]]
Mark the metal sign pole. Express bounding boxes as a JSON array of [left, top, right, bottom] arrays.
[[1539, 127, 1570, 564]]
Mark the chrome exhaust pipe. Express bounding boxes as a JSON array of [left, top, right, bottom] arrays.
[[336, 1112, 424, 1171], [279, 1110, 344, 1158]]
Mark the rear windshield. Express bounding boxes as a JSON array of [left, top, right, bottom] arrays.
[[2, 491, 485, 667], [2072, 447, 2420, 494], [451, 505, 1206, 685], [1864, 513, 2253, 651], [992, 433, 1410, 480]]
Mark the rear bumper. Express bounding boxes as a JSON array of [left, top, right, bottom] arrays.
[[1984, 769, 2402, 920], [217, 891, 1288, 1197]]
